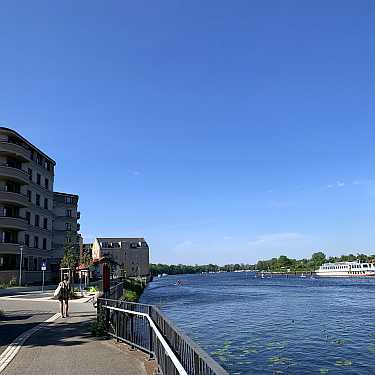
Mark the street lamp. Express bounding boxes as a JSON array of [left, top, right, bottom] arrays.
[[19, 245, 23, 286]]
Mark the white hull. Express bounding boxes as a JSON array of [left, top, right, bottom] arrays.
[[316, 261, 375, 277], [316, 272, 375, 277]]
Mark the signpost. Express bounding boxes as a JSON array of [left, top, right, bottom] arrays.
[[41, 260, 47, 293]]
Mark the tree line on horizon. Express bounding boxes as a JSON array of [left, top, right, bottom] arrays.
[[150, 263, 255, 276], [150, 252, 375, 275]]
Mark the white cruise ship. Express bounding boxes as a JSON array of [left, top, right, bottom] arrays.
[[315, 261, 375, 277]]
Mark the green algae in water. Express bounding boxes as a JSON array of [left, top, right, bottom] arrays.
[[320, 368, 329, 374], [269, 356, 288, 365], [332, 339, 347, 346], [368, 344, 375, 354], [335, 359, 352, 367], [267, 341, 287, 350], [240, 346, 259, 354]]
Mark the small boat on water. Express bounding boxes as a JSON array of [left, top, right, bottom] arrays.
[[300, 273, 306, 278], [315, 261, 375, 277]]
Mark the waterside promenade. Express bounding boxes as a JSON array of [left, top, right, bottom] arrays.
[[0, 288, 154, 375]]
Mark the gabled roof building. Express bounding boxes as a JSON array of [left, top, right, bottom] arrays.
[[92, 237, 150, 277]]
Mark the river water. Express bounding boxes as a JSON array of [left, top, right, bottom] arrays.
[[140, 272, 375, 374]]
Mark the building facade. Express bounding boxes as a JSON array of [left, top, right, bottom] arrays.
[[52, 192, 80, 259], [92, 237, 150, 277], [0, 127, 79, 283]]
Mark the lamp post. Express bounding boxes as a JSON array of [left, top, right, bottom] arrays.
[[19, 245, 24, 286]]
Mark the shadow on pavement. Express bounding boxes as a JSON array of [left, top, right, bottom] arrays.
[[21, 313, 110, 349], [0, 314, 33, 321]]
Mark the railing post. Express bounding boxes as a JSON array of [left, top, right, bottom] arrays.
[[148, 305, 154, 359], [116, 300, 119, 342], [130, 304, 135, 350], [194, 352, 200, 375]]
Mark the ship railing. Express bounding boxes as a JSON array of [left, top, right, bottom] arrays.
[[97, 298, 228, 375]]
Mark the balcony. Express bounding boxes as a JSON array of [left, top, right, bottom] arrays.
[[0, 141, 30, 162], [0, 215, 28, 231], [0, 242, 22, 254], [0, 164, 29, 185], [0, 188, 29, 207], [77, 211, 81, 220]]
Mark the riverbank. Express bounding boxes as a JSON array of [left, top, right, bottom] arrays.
[[122, 277, 148, 302]]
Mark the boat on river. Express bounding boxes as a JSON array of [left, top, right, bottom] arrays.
[[315, 261, 375, 277]]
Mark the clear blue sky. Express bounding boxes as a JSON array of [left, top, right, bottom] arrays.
[[1, 1, 375, 264]]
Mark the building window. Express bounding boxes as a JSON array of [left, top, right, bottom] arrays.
[[42, 238, 47, 250], [27, 190, 32, 202], [37, 174, 41, 185], [34, 236, 39, 248], [65, 223, 72, 231], [43, 218, 48, 230], [44, 178, 49, 190], [36, 194, 40, 206], [26, 211, 31, 225], [65, 196, 73, 204], [44, 198, 48, 210], [30, 150, 34, 161], [66, 209, 72, 217], [35, 215, 40, 227], [37, 154, 43, 166], [25, 234, 30, 247], [28, 168, 32, 182], [45, 160, 50, 171]]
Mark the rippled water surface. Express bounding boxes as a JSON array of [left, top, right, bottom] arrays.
[[140, 272, 375, 374]]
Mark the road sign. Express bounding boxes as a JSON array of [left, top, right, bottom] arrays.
[[41, 260, 46, 293]]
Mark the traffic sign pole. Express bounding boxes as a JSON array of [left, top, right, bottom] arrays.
[[41, 260, 47, 293]]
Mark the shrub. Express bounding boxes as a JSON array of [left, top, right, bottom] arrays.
[[91, 319, 106, 337], [0, 279, 17, 289], [123, 290, 138, 302]]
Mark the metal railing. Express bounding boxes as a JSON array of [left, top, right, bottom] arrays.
[[97, 297, 228, 375], [107, 281, 124, 299]]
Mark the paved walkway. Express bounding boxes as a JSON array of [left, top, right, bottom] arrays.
[[0, 291, 155, 375]]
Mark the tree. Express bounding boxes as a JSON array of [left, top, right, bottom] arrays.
[[311, 252, 326, 267], [60, 231, 80, 270], [80, 252, 92, 268]]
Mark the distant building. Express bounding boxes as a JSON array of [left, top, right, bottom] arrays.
[[52, 192, 80, 259], [92, 237, 150, 277], [0, 127, 80, 283]]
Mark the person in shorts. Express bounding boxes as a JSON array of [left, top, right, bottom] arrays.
[[58, 274, 71, 318]]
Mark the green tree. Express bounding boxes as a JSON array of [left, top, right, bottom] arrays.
[[60, 232, 79, 270], [80, 252, 92, 268], [311, 252, 326, 267]]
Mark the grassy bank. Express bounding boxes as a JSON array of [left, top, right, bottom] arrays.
[[122, 278, 147, 302]]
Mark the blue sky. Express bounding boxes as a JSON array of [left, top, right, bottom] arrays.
[[1, 1, 375, 264]]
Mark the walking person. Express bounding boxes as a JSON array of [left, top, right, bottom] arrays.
[[58, 274, 71, 318]]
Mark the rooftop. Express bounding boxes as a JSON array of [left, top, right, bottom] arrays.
[[0, 126, 56, 165]]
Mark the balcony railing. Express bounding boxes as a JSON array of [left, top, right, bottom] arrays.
[[0, 164, 29, 184], [0, 239, 20, 244], [0, 140, 30, 161]]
